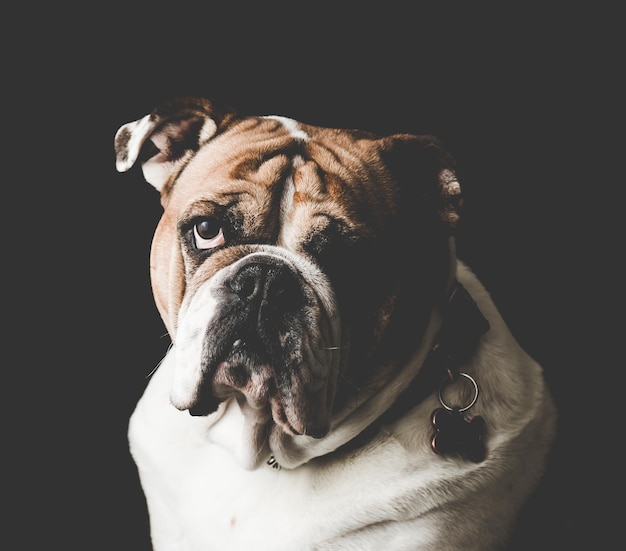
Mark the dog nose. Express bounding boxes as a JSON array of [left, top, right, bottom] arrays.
[[228, 259, 305, 317]]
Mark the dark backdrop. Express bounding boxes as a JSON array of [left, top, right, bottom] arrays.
[[10, 5, 618, 550]]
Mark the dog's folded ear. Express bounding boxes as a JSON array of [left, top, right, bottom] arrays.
[[114, 97, 237, 192], [380, 134, 463, 231]]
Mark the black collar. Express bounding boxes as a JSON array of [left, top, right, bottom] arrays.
[[335, 280, 490, 456], [267, 281, 491, 469]]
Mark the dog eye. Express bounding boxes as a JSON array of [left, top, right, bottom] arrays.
[[193, 219, 225, 250]]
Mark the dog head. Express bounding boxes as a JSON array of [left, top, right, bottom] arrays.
[[115, 97, 463, 469]]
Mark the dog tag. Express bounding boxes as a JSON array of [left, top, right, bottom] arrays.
[[431, 407, 486, 462]]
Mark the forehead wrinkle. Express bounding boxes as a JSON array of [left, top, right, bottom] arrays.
[[179, 196, 244, 219], [289, 162, 351, 231], [234, 153, 293, 189], [292, 160, 328, 198]]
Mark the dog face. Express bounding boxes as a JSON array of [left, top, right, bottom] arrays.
[[115, 97, 463, 468]]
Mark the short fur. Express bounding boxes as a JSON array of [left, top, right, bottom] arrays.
[[115, 97, 556, 550]]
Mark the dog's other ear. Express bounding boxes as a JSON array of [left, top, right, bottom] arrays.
[[380, 134, 463, 231], [114, 97, 237, 192]]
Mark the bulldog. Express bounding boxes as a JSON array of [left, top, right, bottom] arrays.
[[114, 97, 556, 550]]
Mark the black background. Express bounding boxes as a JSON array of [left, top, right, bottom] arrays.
[[9, 4, 619, 550]]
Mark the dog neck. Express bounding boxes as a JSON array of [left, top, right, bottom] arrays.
[[333, 278, 491, 459], [266, 267, 490, 470]]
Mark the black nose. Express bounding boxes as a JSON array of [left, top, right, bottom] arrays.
[[228, 259, 305, 318]]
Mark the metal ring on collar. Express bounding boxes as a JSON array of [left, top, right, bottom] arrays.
[[437, 372, 479, 413]]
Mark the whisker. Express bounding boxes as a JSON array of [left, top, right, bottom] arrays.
[[145, 358, 163, 379], [337, 372, 361, 392], [145, 341, 173, 378]]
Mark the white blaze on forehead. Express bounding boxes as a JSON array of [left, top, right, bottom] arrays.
[[262, 116, 309, 247], [264, 115, 310, 141]]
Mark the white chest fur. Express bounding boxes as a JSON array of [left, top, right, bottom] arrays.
[[128, 265, 556, 550], [129, 356, 451, 550]]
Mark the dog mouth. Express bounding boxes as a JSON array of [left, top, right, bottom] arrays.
[[194, 335, 315, 437], [173, 251, 341, 439]]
